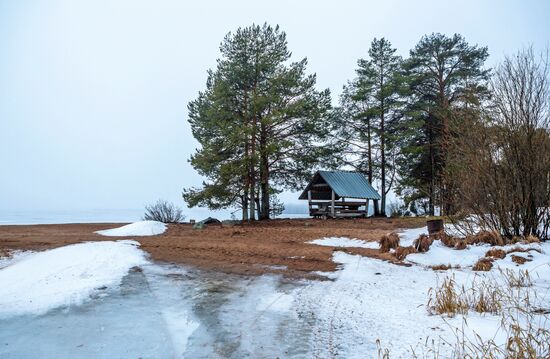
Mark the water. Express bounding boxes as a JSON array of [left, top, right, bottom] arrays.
[[0, 208, 308, 225], [0, 263, 315, 358]]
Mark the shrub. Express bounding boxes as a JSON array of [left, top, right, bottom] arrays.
[[485, 248, 506, 259], [473, 258, 494, 271], [413, 234, 433, 252], [394, 246, 417, 261], [379, 232, 400, 253], [143, 199, 186, 223]]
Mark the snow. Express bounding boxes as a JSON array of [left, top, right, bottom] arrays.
[[302, 225, 550, 357], [308, 237, 380, 249], [1, 224, 548, 357], [0, 241, 147, 317], [95, 220, 167, 236]]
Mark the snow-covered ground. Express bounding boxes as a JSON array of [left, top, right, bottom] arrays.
[[0, 241, 147, 317], [0, 224, 549, 358], [308, 237, 380, 249], [95, 220, 167, 236]]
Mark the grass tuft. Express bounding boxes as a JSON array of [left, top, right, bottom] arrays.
[[485, 248, 506, 259], [413, 234, 433, 252], [473, 257, 494, 271], [394, 245, 417, 261], [379, 232, 400, 253]]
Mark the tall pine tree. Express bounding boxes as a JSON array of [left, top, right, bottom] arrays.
[[184, 24, 331, 220], [398, 33, 489, 215], [335, 38, 402, 216]]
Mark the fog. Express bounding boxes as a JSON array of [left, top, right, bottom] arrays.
[[1, 0, 548, 215]]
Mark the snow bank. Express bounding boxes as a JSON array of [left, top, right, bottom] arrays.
[[0, 241, 147, 317], [308, 237, 379, 249], [401, 225, 547, 269], [95, 220, 166, 236]]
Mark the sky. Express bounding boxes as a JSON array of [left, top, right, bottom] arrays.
[[0, 0, 549, 214]]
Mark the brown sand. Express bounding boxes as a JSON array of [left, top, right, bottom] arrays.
[[0, 217, 425, 278]]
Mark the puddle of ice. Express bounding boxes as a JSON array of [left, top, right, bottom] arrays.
[[0, 263, 315, 359]]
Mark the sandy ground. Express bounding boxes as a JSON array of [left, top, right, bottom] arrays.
[[0, 217, 426, 277]]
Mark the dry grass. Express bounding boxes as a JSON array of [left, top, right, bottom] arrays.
[[511, 255, 531, 265], [428, 276, 468, 316], [502, 269, 533, 288], [413, 234, 433, 252], [524, 234, 540, 243], [473, 258, 494, 271], [423, 265, 549, 358], [485, 248, 506, 259], [468, 230, 505, 246], [454, 239, 468, 250], [379, 232, 400, 253], [470, 282, 503, 314], [506, 246, 542, 254], [432, 231, 457, 248], [394, 245, 417, 261], [431, 264, 452, 271]]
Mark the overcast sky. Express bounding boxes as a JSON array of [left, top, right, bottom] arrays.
[[1, 0, 549, 213]]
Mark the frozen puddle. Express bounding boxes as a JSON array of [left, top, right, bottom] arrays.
[[0, 260, 314, 358]]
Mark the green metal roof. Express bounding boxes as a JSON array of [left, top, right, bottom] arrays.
[[299, 170, 382, 200]]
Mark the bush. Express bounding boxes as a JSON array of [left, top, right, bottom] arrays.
[[379, 232, 400, 253], [143, 200, 185, 223]]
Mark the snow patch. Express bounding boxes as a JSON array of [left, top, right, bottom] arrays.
[[0, 241, 147, 317], [95, 221, 167, 236], [308, 237, 379, 249]]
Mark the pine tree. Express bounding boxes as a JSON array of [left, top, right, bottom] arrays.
[[184, 24, 331, 220], [398, 33, 489, 215], [335, 38, 402, 216]]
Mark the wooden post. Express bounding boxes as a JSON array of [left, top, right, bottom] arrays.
[[365, 199, 369, 217], [307, 190, 312, 216], [331, 190, 335, 218]]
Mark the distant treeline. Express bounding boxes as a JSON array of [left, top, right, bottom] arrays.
[[182, 23, 549, 240]]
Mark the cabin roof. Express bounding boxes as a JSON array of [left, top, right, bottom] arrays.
[[299, 170, 382, 200]]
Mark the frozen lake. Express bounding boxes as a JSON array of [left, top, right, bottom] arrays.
[[0, 209, 308, 225], [0, 263, 314, 358]]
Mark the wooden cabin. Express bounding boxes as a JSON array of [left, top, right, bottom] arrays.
[[299, 170, 381, 218]]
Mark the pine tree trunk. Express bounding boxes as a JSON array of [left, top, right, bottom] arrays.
[[259, 124, 270, 220], [428, 114, 435, 216], [367, 118, 380, 216], [380, 77, 386, 217]]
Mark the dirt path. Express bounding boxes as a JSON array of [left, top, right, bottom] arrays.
[[0, 217, 426, 277]]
